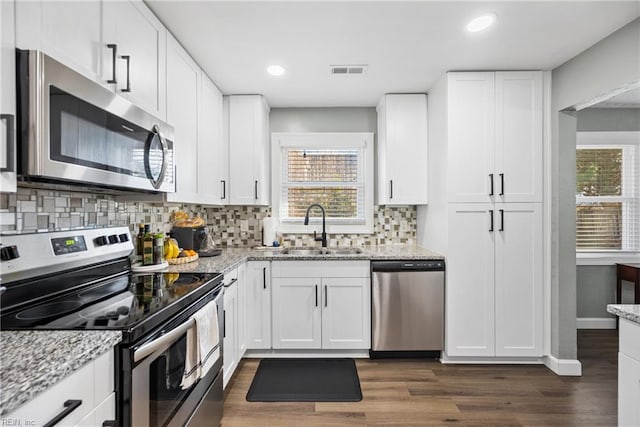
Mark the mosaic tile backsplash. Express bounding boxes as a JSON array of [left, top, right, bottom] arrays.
[[1, 187, 416, 247]]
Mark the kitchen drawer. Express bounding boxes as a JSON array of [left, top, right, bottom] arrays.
[[93, 350, 115, 405], [272, 261, 370, 278], [224, 267, 239, 286], [76, 392, 115, 427], [620, 318, 640, 362], [7, 359, 95, 426]]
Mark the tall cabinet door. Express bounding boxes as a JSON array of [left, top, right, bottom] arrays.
[[199, 74, 226, 205], [272, 278, 321, 349], [1, 0, 16, 193], [165, 35, 199, 204], [446, 204, 495, 357], [447, 72, 495, 203], [495, 72, 543, 203], [322, 278, 370, 349], [222, 280, 237, 388], [246, 261, 271, 349], [494, 203, 543, 357], [104, 0, 166, 120]]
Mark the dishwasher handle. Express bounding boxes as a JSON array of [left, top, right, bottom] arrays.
[[371, 260, 445, 272]]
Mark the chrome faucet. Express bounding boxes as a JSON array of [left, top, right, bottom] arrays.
[[303, 204, 327, 247]]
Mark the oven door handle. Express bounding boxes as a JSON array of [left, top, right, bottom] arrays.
[[134, 317, 195, 362]]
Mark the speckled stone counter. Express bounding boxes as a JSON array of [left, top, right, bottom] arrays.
[[0, 330, 122, 416], [607, 304, 640, 324], [166, 245, 444, 274]]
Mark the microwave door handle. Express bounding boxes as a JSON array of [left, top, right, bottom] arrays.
[[144, 125, 169, 190], [0, 114, 15, 172]]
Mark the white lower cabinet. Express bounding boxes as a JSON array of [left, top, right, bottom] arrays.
[[619, 318, 640, 426], [6, 350, 115, 426], [272, 261, 370, 350], [446, 203, 542, 358], [245, 261, 271, 349], [223, 269, 238, 388]]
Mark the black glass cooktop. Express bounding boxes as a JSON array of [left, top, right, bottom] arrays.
[[1, 271, 222, 343]]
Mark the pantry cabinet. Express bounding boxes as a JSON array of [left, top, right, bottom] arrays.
[[271, 261, 370, 350], [16, 0, 167, 120], [0, 0, 16, 193], [377, 94, 429, 205], [245, 261, 271, 349], [227, 95, 271, 205], [447, 71, 542, 203], [446, 203, 543, 357]]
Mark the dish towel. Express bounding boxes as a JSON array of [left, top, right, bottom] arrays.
[[181, 300, 220, 390], [194, 300, 220, 378], [181, 324, 200, 389]]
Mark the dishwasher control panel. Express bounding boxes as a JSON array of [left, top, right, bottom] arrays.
[[371, 260, 445, 272]]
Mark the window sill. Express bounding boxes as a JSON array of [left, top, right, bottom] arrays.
[[576, 252, 640, 266]]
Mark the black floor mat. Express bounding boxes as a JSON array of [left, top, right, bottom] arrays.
[[246, 358, 362, 402]]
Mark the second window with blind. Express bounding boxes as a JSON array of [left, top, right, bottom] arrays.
[[271, 133, 374, 234], [576, 131, 640, 253]]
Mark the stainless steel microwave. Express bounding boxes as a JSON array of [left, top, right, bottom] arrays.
[[16, 49, 175, 192]]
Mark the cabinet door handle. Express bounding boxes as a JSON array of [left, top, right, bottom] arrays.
[[0, 114, 15, 172], [389, 180, 393, 199], [121, 55, 131, 92], [223, 310, 226, 338], [43, 400, 82, 427], [221, 180, 226, 199], [262, 267, 266, 289], [489, 173, 494, 196], [324, 285, 328, 307], [489, 210, 494, 232], [106, 44, 118, 84], [499, 209, 504, 231], [255, 180, 259, 200], [315, 285, 318, 307], [499, 173, 504, 196]]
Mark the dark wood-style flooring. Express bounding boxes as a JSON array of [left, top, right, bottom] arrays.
[[222, 330, 618, 426]]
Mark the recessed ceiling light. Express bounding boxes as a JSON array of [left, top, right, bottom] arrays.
[[267, 65, 286, 76], [466, 14, 496, 33]]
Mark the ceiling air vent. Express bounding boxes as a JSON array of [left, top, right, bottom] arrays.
[[330, 65, 368, 75]]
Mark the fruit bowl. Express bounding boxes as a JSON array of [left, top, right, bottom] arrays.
[[167, 253, 199, 264]]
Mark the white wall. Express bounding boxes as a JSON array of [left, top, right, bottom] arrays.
[[550, 18, 640, 359]]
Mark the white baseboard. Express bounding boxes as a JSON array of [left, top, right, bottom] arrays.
[[576, 317, 616, 329], [243, 349, 370, 359], [544, 355, 582, 376]]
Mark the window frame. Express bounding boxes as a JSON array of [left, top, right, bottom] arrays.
[[271, 132, 374, 234], [575, 131, 640, 265]]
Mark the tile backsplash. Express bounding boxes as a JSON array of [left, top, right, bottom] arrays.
[[2, 187, 416, 247]]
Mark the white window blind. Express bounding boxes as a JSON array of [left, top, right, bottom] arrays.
[[281, 148, 365, 224], [576, 141, 640, 251]]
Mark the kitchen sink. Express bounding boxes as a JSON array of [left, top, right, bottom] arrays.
[[280, 247, 363, 256]]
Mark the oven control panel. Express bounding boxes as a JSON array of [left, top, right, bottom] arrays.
[[51, 236, 87, 255]]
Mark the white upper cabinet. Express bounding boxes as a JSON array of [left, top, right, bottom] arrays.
[[377, 94, 429, 205], [165, 34, 199, 204], [1, 0, 17, 193], [15, 0, 103, 83], [199, 75, 227, 205], [103, 0, 167, 120], [16, 0, 167, 120], [447, 71, 542, 203], [228, 95, 271, 205]]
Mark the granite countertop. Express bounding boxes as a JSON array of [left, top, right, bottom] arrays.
[[0, 330, 122, 416], [607, 304, 640, 325], [166, 245, 444, 274]]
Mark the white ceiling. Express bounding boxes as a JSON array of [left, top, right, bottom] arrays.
[[147, 1, 640, 107]]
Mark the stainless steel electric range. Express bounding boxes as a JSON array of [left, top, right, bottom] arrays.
[[0, 226, 224, 427]]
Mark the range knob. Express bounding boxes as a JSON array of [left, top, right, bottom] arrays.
[[118, 233, 130, 243], [94, 236, 109, 247], [108, 235, 120, 244], [0, 245, 20, 261]]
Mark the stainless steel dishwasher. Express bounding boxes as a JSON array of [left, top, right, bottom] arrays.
[[371, 260, 445, 358]]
